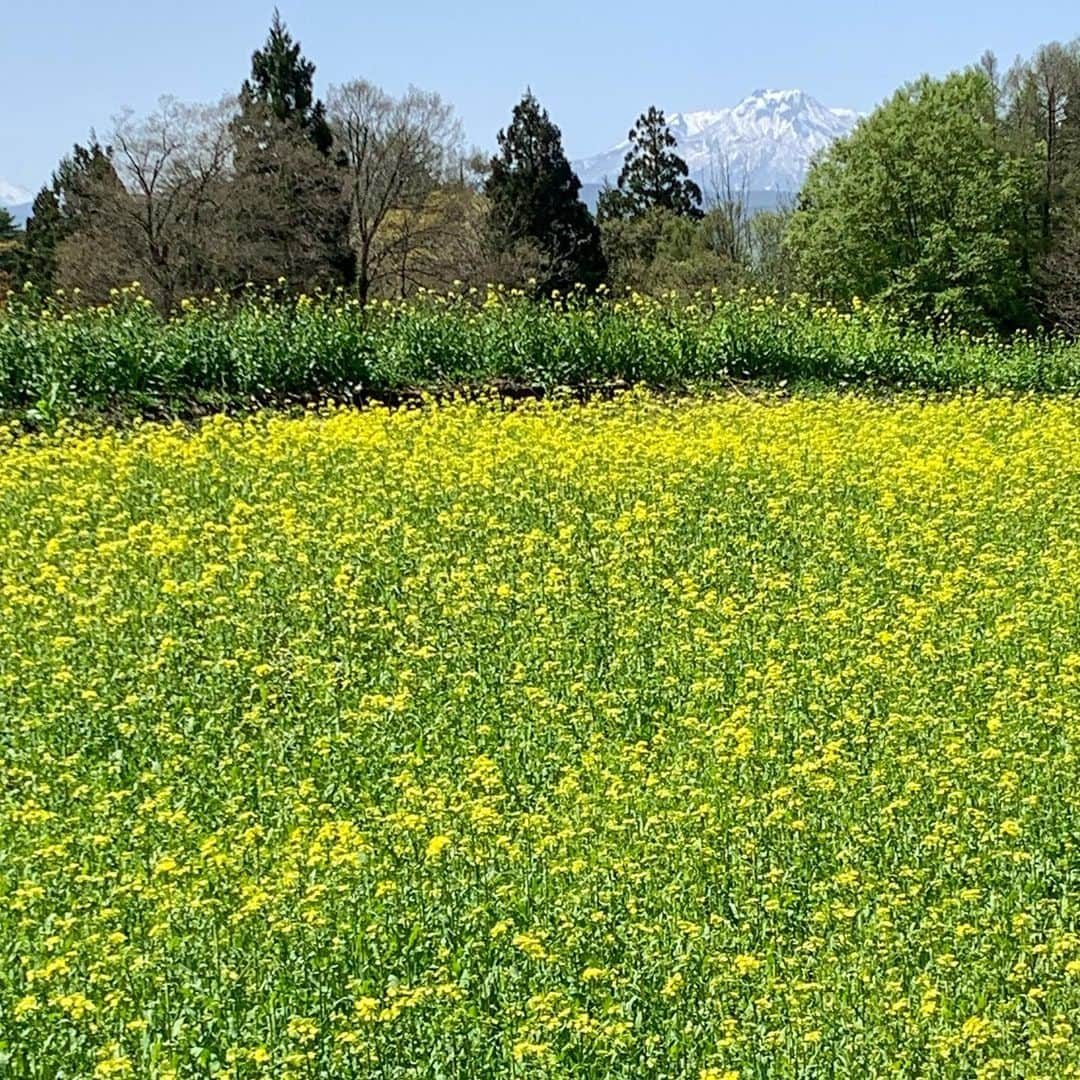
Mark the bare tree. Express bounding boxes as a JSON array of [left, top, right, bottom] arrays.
[[55, 97, 235, 307], [327, 80, 464, 302], [706, 148, 753, 267], [108, 97, 234, 307], [1041, 211, 1080, 331], [750, 202, 797, 294], [1004, 42, 1080, 247]]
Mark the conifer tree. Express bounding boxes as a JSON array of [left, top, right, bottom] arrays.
[[597, 106, 702, 221], [239, 8, 332, 155], [0, 207, 20, 291], [485, 91, 606, 292], [21, 141, 122, 293], [231, 11, 352, 289], [21, 187, 62, 292]]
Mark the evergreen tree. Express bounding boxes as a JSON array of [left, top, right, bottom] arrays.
[[485, 91, 606, 292], [21, 141, 122, 293], [238, 9, 332, 155], [54, 141, 126, 220], [0, 207, 20, 292], [597, 107, 702, 222], [231, 11, 352, 289], [21, 186, 62, 292]]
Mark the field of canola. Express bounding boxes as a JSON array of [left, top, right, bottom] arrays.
[[3, 392, 1080, 1078]]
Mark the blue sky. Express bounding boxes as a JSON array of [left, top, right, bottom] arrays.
[[2, 0, 1078, 196]]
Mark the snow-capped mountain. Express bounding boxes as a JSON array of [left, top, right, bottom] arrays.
[[1, 178, 30, 207], [1, 178, 31, 226], [574, 89, 860, 196]]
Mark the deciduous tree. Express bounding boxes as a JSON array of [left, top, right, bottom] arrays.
[[328, 80, 464, 302], [54, 99, 234, 308], [1003, 41, 1080, 249], [788, 70, 1040, 331]]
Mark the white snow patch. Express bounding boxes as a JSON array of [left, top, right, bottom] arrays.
[[574, 89, 861, 194]]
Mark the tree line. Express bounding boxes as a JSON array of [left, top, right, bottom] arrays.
[[3, 16, 1080, 333], [0, 11, 797, 309], [790, 45, 1080, 332]]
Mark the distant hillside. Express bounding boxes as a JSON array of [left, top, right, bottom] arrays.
[[579, 183, 795, 215]]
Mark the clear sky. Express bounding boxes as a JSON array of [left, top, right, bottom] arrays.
[[2, 0, 1078, 197]]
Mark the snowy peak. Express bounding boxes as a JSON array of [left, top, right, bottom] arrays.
[[574, 89, 860, 195], [695, 87, 859, 132], [1, 179, 32, 227], [0, 178, 31, 208], [724, 88, 857, 141], [669, 110, 727, 138]]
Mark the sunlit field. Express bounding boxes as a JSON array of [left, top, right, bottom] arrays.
[[3, 393, 1080, 1078]]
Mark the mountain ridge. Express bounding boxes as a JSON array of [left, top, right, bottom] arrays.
[[573, 88, 860, 198], [1, 179, 32, 228]]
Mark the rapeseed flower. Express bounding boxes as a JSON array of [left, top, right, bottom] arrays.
[[3, 393, 1080, 1075]]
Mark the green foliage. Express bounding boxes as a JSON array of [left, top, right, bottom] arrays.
[[599, 207, 669, 285], [239, 8, 332, 155], [484, 92, 606, 293], [19, 143, 122, 295], [788, 70, 1041, 332], [0, 208, 20, 297], [597, 106, 702, 222], [2, 287, 1080, 420], [601, 208, 742, 291]]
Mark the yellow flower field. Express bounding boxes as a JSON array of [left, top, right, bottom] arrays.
[[3, 392, 1080, 1077]]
